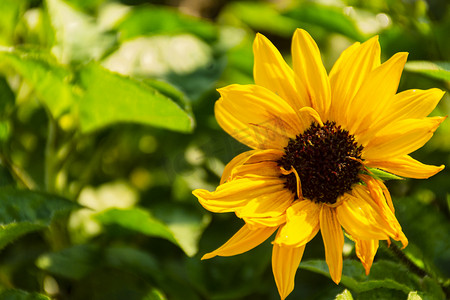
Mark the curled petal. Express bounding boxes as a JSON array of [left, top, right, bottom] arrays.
[[275, 200, 320, 247], [272, 244, 305, 300], [202, 224, 277, 259], [220, 150, 259, 184], [320, 205, 344, 284], [336, 191, 390, 241], [355, 239, 379, 275], [193, 176, 286, 213]]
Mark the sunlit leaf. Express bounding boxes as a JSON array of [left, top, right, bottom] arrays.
[[36, 244, 99, 280], [404, 61, 450, 82], [78, 63, 194, 133], [116, 5, 218, 42], [0, 187, 80, 250], [46, 0, 116, 64], [0, 47, 75, 118], [151, 204, 211, 257], [95, 207, 181, 249], [102, 34, 225, 101], [336, 289, 354, 300], [0, 289, 50, 300]]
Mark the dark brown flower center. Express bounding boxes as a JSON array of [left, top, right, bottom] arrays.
[[277, 121, 364, 204]]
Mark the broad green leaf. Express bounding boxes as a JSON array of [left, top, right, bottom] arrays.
[[285, 3, 365, 41], [0, 222, 46, 250], [300, 260, 413, 294], [404, 61, 450, 82], [0, 289, 50, 300], [151, 204, 211, 256], [0, 186, 80, 250], [336, 289, 354, 300], [95, 207, 180, 249], [36, 244, 99, 279], [225, 2, 298, 37], [366, 167, 404, 181], [102, 34, 224, 101], [225, 2, 364, 41], [78, 63, 194, 133], [0, 47, 75, 118], [116, 5, 218, 42], [46, 0, 116, 64], [104, 246, 160, 281]]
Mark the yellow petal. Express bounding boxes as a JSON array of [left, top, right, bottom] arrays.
[[358, 177, 408, 248], [292, 29, 331, 119], [363, 117, 446, 160], [253, 33, 311, 112], [236, 187, 294, 219], [329, 36, 380, 126], [355, 239, 379, 275], [202, 224, 277, 259], [348, 52, 408, 137], [336, 191, 390, 241], [215, 84, 305, 150], [220, 150, 259, 184], [275, 200, 320, 247], [381, 88, 445, 124], [320, 205, 343, 284], [231, 150, 285, 180], [366, 155, 445, 179], [193, 176, 286, 213], [245, 214, 286, 229], [272, 244, 305, 300]]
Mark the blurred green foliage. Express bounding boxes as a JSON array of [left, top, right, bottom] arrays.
[[0, 0, 449, 299]]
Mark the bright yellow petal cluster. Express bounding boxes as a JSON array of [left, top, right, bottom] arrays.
[[193, 28, 445, 300]]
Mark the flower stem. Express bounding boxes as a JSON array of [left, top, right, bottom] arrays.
[[385, 241, 428, 277]]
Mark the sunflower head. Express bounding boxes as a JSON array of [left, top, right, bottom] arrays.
[[193, 28, 445, 300]]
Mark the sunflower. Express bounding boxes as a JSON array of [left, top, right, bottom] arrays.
[[193, 29, 445, 299]]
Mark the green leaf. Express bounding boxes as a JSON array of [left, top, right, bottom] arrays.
[[36, 244, 99, 279], [0, 289, 50, 300], [225, 2, 364, 41], [0, 186, 80, 250], [46, 0, 116, 64], [366, 167, 404, 181], [95, 207, 180, 249], [300, 260, 414, 294], [102, 34, 224, 101], [104, 246, 160, 281], [404, 61, 450, 82], [151, 204, 211, 257], [0, 47, 75, 118], [0, 0, 27, 45], [335, 289, 354, 300], [285, 3, 365, 41], [225, 2, 298, 37], [407, 291, 423, 300], [78, 63, 194, 133], [116, 5, 218, 43]]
